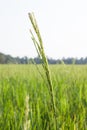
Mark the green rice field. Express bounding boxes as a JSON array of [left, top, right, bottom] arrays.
[[0, 64, 87, 130]]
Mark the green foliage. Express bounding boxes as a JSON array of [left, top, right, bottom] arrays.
[[0, 65, 87, 129]]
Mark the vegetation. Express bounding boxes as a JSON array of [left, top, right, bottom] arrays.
[[0, 52, 87, 64], [0, 13, 87, 130], [29, 12, 57, 129], [0, 65, 87, 130]]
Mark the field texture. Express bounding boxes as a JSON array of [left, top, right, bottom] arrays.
[[0, 65, 87, 130]]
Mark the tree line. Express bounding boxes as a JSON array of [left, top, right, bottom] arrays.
[[0, 52, 87, 64]]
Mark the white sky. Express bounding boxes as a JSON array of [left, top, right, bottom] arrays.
[[0, 0, 87, 59]]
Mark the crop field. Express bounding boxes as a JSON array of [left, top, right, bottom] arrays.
[[0, 64, 87, 130]]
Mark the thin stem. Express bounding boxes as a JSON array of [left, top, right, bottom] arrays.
[[29, 12, 57, 129]]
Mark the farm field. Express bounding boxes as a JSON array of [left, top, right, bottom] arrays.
[[0, 64, 87, 130]]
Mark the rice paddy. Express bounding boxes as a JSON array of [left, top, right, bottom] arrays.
[[0, 64, 87, 130]]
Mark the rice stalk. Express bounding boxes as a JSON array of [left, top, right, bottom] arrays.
[[24, 95, 30, 130], [28, 12, 57, 128]]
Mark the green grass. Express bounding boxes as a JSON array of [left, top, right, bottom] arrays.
[[0, 64, 87, 130]]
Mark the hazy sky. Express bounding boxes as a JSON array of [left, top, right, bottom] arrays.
[[0, 0, 87, 59]]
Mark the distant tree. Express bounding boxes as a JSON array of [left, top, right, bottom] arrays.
[[0, 52, 87, 64], [48, 58, 57, 64], [72, 58, 76, 64], [60, 60, 65, 65], [28, 58, 34, 64], [0, 53, 6, 63], [24, 56, 28, 64], [84, 57, 87, 64], [34, 57, 42, 64]]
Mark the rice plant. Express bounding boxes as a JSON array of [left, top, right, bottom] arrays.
[[28, 12, 57, 128], [24, 95, 30, 130], [0, 65, 87, 129]]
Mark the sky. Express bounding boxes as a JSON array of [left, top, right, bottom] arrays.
[[0, 0, 87, 59]]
